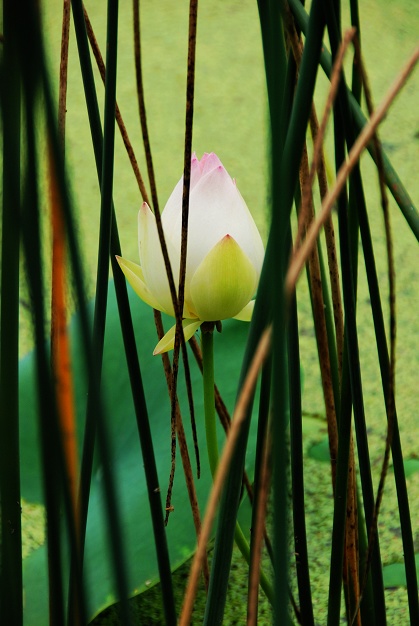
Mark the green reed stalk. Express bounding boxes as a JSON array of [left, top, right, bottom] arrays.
[[0, 5, 22, 623], [288, 293, 315, 625], [357, 191, 419, 622]]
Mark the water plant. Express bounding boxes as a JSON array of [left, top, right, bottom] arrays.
[[1, 1, 419, 624]]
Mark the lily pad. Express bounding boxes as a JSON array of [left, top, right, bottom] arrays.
[[402, 458, 419, 479], [21, 281, 258, 624], [308, 437, 330, 463], [383, 554, 419, 588]]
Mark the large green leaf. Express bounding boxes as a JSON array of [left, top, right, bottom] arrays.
[[21, 281, 257, 623]]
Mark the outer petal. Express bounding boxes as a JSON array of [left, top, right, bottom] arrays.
[[233, 299, 255, 322], [196, 152, 224, 178], [164, 164, 264, 280], [115, 256, 164, 312], [153, 319, 202, 355], [189, 235, 257, 321], [138, 203, 180, 317], [161, 153, 222, 236]]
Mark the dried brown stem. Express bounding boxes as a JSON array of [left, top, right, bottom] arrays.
[[132, 0, 158, 207], [153, 311, 209, 587], [299, 141, 360, 617], [299, 143, 339, 482], [288, 26, 371, 622], [131, 0, 182, 319], [172, 0, 199, 495], [345, 435, 361, 626], [58, 0, 71, 151]]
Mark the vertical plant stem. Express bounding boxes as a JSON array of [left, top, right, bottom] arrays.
[[201, 330, 218, 477], [133, 0, 158, 206], [0, 4, 22, 623], [49, 147, 81, 618], [247, 429, 271, 626], [352, 44, 397, 616], [67, 2, 133, 623], [58, 0, 71, 147], [357, 194, 419, 622], [86, 1, 133, 622], [201, 328, 273, 604], [53, 0, 78, 525], [288, 290, 315, 625], [178, 0, 198, 321], [171, 0, 200, 511], [154, 313, 209, 587], [22, 97, 65, 626]]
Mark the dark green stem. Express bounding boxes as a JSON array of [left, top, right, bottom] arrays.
[[201, 330, 219, 477], [200, 328, 274, 603], [0, 4, 22, 623]]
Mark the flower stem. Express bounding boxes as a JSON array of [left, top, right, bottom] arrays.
[[201, 328, 274, 603], [201, 329, 219, 477]]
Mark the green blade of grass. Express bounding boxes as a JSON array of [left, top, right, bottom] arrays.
[[288, 291, 315, 625], [327, 345, 352, 626], [21, 95, 66, 626], [349, 0, 362, 101], [77, 2, 133, 623], [0, 5, 22, 623], [357, 188, 419, 623]]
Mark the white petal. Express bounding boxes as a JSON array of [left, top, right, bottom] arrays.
[[138, 203, 179, 317], [161, 155, 203, 236], [196, 152, 224, 177], [163, 154, 222, 236], [161, 160, 263, 300], [184, 164, 265, 279]]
